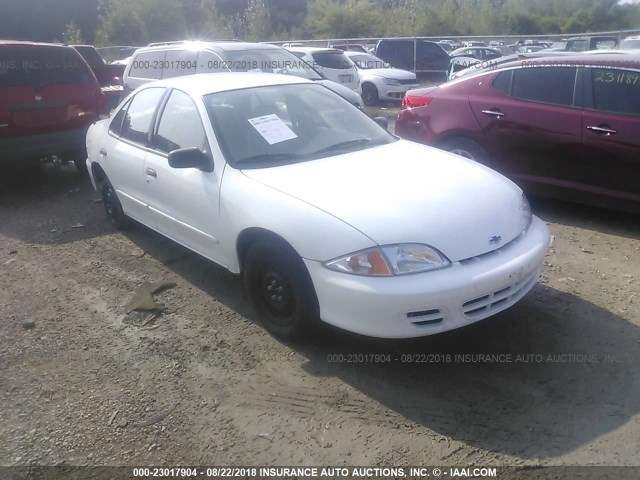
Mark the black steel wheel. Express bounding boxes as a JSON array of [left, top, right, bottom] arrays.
[[244, 239, 318, 340], [102, 181, 129, 230]]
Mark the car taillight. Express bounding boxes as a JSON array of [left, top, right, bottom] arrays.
[[401, 95, 433, 110]]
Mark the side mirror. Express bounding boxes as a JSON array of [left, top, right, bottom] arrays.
[[168, 147, 213, 172], [373, 116, 388, 130]]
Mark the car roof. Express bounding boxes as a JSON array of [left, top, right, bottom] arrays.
[[134, 41, 283, 54], [494, 52, 640, 69], [286, 47, 343, 54], [140, 72, 311, 97], [0, 40, 70, 48]]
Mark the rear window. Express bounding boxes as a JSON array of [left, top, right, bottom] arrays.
[[312, 52, 351, 70], [73, 46, 105, 67], [0, 45, 93, 88], [591, 68, 640, 116]]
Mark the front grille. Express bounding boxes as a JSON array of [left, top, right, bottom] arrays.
[[406, 308, 445, 326], [462, 269, 538, 319]]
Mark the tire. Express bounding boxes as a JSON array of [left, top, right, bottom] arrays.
[[361, 83, 379, 106], [244, 239, 319, 341], [440, 138, 492, 167], [102, 181, 129, 230]]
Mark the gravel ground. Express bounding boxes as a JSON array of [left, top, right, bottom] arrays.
[[1, 136, 639, 469]]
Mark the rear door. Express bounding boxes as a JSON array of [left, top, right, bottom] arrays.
[[468, 66, 583, 188], [104, 87, 166, 225], [581, 66, 640, 205], [0, 45, 101, 138]]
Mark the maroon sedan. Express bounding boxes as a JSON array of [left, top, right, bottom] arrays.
[[395, 54, 640, 213]]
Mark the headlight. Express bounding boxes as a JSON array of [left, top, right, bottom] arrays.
[[520, 193, 533, 232], [383, 78, 402, 86], [324, 244, 451, 277]]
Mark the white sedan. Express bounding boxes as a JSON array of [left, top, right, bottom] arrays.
[[344, 51, 419, 105], [86, 73, 549, 340]]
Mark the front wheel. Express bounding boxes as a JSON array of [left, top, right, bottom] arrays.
[[102, 181, 129, 230], [361, 83, 379, 106], [244, 240, 319, 341]]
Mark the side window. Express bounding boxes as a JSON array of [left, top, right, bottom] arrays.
[[492, 70, 512, 95], [512, 67, 577, 107], [591, 68, 640, 116], [121, 88, 166, 145], [162, 50, 197, 79], [109, 98, 131, 136], [155, 90, 208, 154], [197, 51, 228, 73], [128, 51, 166, 80]]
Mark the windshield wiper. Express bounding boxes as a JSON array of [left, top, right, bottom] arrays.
[[237, 153, 302, 165], [311, 138, 373, 155]]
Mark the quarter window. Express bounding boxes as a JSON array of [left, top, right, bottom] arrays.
[[492, 70, 512, 95], [591, 68, 640, 116], [109, 99, 131, 136], [120, 88, 165, 145], [512, 67, 577, 107], [155, 90, 208, 154]]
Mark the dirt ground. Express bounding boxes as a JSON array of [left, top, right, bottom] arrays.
[[1, 131, 639, 469]]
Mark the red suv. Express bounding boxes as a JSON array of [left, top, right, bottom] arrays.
[[0, 41, 106, 171], [396, 53, 640, 213]]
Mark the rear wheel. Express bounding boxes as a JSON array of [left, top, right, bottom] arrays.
[[102, 181, 129, 230], [361, 83, 379, 106], [440, 138, 493, 168], [244, 239, 318, 341]]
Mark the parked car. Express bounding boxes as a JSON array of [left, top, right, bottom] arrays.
[[123, 41, 363, 109], [86, 72, 549, 339], [564, 36, 618, 52], [396, 54, 640, 213], [0, 41, 105, 171], [450, 47, 503, 61], [619, 36, 640, 50], [285, 47, 361, 94], [437, 40, 458, 52], [343, 51, 418, 105], [374, 39, 450, 77], [330, 43, 369, 53], [71, 45, 125, 110]]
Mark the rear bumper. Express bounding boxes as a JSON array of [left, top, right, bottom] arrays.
[[0, 128, 88, 164]]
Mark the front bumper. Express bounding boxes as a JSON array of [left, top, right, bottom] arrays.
[[378, 83, 419, 101], [304, 216, 550, 338]]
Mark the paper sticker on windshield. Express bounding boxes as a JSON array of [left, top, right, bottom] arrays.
[[248, 114, 297, 145]]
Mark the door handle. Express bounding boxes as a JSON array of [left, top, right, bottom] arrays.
[[145, 168, 157, 178], [99, 148, 107, 156], [481, 109, 505, 118], [586, 125, 618, 135]]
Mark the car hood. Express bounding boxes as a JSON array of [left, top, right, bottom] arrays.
[[364, 68, 416, 80], [316, 79, 363, 106], [241, 140, 527, 262]]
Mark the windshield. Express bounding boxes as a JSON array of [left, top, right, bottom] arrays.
[[620, 39, 640, 50], [349, 53, 386, 69], [204, 83, 396, 168], [223, 48, 323, 81]]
